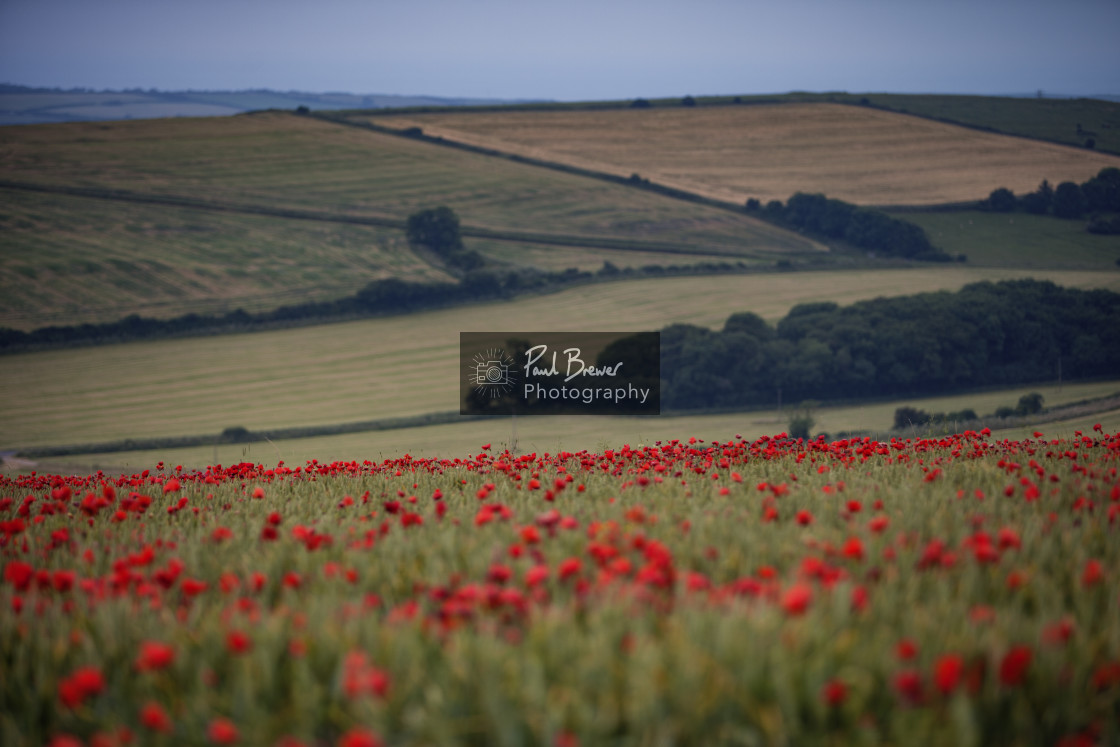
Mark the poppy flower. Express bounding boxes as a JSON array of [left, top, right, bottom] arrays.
[[135, 641, 175, 672], [934, 653, 963, 694], [1082, 559, 1104, 587], [821, 678, 847, 706], [781, 583, 812, 616], [140, 701, 173, 733], [207, 718, 239, 744], [58, 666, 105, 708], [337, 728, 384, 747], [893, 669, 924, 704], [226, 630, 252, 654], [558, 557, 581, 581], [896, 639, 919, 661], [999, 645, 1032, 686]]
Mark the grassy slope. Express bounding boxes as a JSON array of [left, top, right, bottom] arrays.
[[3, 267, 1117, 452], [0, 112, 818, 328], [0, 187, 448, 330], [854, 93, 1120, 155], [894, 210, 1120, 270], [357, 103, 1120, 206]]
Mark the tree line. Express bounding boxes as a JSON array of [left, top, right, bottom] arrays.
[[985, 167, 1120, 234], [745, 193, 955, 261], [0, 260, 757, 353], [659, 279, 1120, 410]]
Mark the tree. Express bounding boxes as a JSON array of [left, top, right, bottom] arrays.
[[893, 406, 931, 430], [1021, 179, 1052, 215], [681, 95, 696, 107], [787, 401, 818, 440], [1015, 392, 1044, 415], [986, 187, 1016, 212], [406, 207, 464, 256], [1052, 182, 1087, 219]]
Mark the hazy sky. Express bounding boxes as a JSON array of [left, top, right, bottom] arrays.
[[1, 0, 1118, 100]]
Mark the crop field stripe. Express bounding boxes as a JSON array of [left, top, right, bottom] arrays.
[[3, 268, 1119, 451], [0, 179, 795, 259], [17, 387, 1120, 461], [365, 103, 1120, 206]]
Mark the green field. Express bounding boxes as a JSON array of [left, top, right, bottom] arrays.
[[0, 188, 450, 330], [25, 378, 1118, 475], [0, 112, 820, 328], [851, 93, 1120, 155], [896, 210, 1120, 270], [3, 267, 1117, 454]]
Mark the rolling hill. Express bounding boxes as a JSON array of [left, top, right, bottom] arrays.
[[359, 102, 1120, 206], [0, 111, 819, 330]]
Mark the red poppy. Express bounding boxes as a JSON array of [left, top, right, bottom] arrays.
[[207, 718, 239, 745], [558, 557, 581, 581], [999, 645, 1032, 686], [135, 641, 176, 672], [226, 630, 252, 654], [1082, 559, 1104, 587], [337, 729, 384, 747], [58, 665, 105, 708], [934, 653, 963, 695], [821, 678, 847, 706], [140, 701, 173, 733], [893, 669, 924, 704], [781, 583, 812, 616]]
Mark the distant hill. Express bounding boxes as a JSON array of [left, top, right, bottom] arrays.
[[0, 84, 531, 125]]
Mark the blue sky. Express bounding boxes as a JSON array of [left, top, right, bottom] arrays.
[[1, 0, 1118, 100]]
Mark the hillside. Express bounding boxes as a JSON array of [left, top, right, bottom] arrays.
[[0, 111, 819, 330], [3, 268, 1117, 453], [359, 102, 1120, 206]]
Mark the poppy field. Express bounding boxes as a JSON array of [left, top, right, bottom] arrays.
[[2, 428, 1119, 746]]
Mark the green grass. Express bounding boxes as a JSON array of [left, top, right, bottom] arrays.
[[0, 188, 451, 330], [894, 210, 1120, 270], [3, 267, 1117, 454], [852, 93, 1120, 155]]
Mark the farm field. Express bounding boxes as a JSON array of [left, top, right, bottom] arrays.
[[0, 111, 822, 328], [361, 103, 1120, 206], [35, 378, 1120, 475], [3, 267, 1118, 452], [892, 210, 1120, 271], [847, 93, 1120, 156], [2, 431, 1118, 745], [0, 188, 449, 330]]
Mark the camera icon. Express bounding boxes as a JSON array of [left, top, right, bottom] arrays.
[[476, 360, 510, 386]]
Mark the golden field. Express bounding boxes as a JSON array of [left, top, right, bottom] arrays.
[[369, 103, 1120, 206]]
